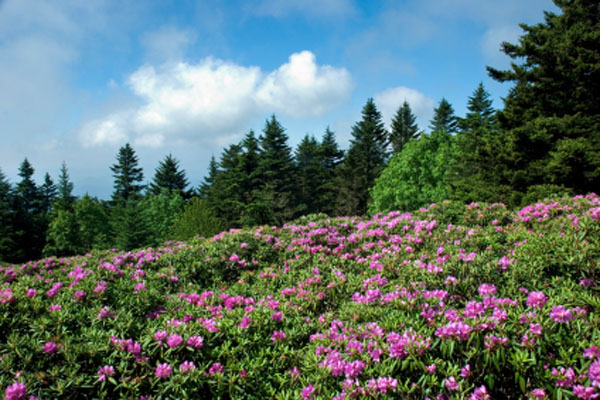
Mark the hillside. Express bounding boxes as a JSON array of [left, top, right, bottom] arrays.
[[1, 195, 600, 399]]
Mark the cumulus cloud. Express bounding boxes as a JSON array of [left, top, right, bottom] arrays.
[[80, 51, 353, 148], [374, 86, 435, 131]]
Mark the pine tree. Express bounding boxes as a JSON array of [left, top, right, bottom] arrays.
[[110, 143, 144, 205], [429, 98, 458, 133], [198, 156, 219, 199], [55, 161, 76, 211], [337, 99, 388, 216], [149, 154, 190, 198], [209, 144, 244, 227], [317, 127, 344, 216], [390, 101, 420, 153], [486, 0, 600, 200], [0, 169, 14, 261], [40, 172, 57, 215], [13, 158, 44, 261], [295, 135, 322, 215], [238, 131, 264, 226], [256, 115, 296, 225], [459, 83, 496, 133]]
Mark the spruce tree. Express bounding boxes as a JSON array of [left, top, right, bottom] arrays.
[[317, 127, 344, 216], [295, 135, 322, 216], [40, 172, 57, 215], [238, 131, 264, 227], [110, 143, 144, 205], [256, 115, 296, 225], [390, 101, 420, 153], [429, 98, 458, 133], [13, 158, 44, 261], [337, 99, 388, 216], [486, 0, 600, 200], [55, 162, 76, 211], [198, 156, 219, 199], [0, 169, 14, 261], [149, 154, 190, 198], [210, 144, 244, 227]]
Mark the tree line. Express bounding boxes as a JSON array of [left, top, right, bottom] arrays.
[[1, 0, 597, 263]]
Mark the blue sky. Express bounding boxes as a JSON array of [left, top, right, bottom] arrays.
[[0, 0, 558, 199]]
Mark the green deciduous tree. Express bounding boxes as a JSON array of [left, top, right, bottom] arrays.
[[171, 197, 223, 240], [370, 130, 458, 213], [390, 101, 421, 153], [337, 98, 388, 216], [74, 194, 111, 251], [141, 190, 185, 246]]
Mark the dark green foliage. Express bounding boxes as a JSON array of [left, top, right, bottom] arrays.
[[429, 98, 458, 133], [149, 154, 190, 198], [255, 115, 296, 225], [43, 209, 82, 257], [370, 130, 458, 213], [448, 83, 509, 203], [316, 127, 344, 216], [390, 100, 420, 153], [171, 197, 223, 240], [39, 172, 56, 215], [198, 156, 218, 199], [237, 131, 263, 227], [209, 143, 245, 227], [0, 169, 14, 261], [295, 135, 322, 216], [110, 143, 145, 205], [55, 161, 76, 211], [12, 158, 45, 262], [486, 0, 600, 198], [337, 98, 388, 216]]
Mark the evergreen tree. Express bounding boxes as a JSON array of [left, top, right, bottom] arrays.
[[317, 127, 344, 216], [209, 144, 244, 227], [390, 101, 420, 153], [238, 131, 264, 226], [13, 158, 44, 261], [295, 134, 322, 216], [111, 199, 149, 251], [40, 172, 57, 215], [337, 99, 388, 216], [198, 156, 219, 199], [0, 169, 14, 261], [486, 0, 600, 200], [449, 83, 508, 203], [55, 161, 76, 211], [429, 98, 458, 133], [110, 143, 144, 205], [256, 115, 296, 225], [149, 154, 190, 198]]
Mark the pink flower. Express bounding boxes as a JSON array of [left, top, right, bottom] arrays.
[[166, 334, 183, 348], [49, 304, 61, 312], [155, 363, 172, 378], [186, 336, 203, 349], [4, 382, 27, 400], [180, 361, 196, 375], [272, 330, 286, 342], [289, 367, 300, 379], [469, 385, 490, 400], [97, 365, 115, 382], [445, 376, 459, 391], [238, 316, 252, 329], [589, 360, 600, 387], [154, 330, 168, 343], [573, 385, 599, 400], [302, 384, 315, 400], [478, 283, 497, 296], [73, 290, 86, 302], [134, 282, 146, 293], [209, 362, 223, 375], [43, 341, 57, 354], [240, 369, 247, 378], [461, 364, 471, 378], [97, 306, 114, 320], [550, 306, 574, 323], [526, 291, 548, 309], [25, 288, 36, 298], [529, 388, 547, 399], [272, 311, 284, 322]]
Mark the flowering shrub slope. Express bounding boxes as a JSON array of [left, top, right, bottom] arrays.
[[1, 194, 600, 399]]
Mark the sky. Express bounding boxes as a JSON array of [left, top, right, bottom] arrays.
[[0, 0, 559, 199]]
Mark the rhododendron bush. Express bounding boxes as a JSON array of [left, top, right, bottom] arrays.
[[1, 194, 599, 399]]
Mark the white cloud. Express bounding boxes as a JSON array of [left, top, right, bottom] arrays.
[[80, 51, 353, 148], [252, 0, 356, 18], [374, 86, 435, 131]]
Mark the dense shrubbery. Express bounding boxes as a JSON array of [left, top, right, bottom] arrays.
[[1, 194, 600, 399]]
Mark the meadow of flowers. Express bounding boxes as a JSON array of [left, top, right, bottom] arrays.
[[1, 194, 600, 399]]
